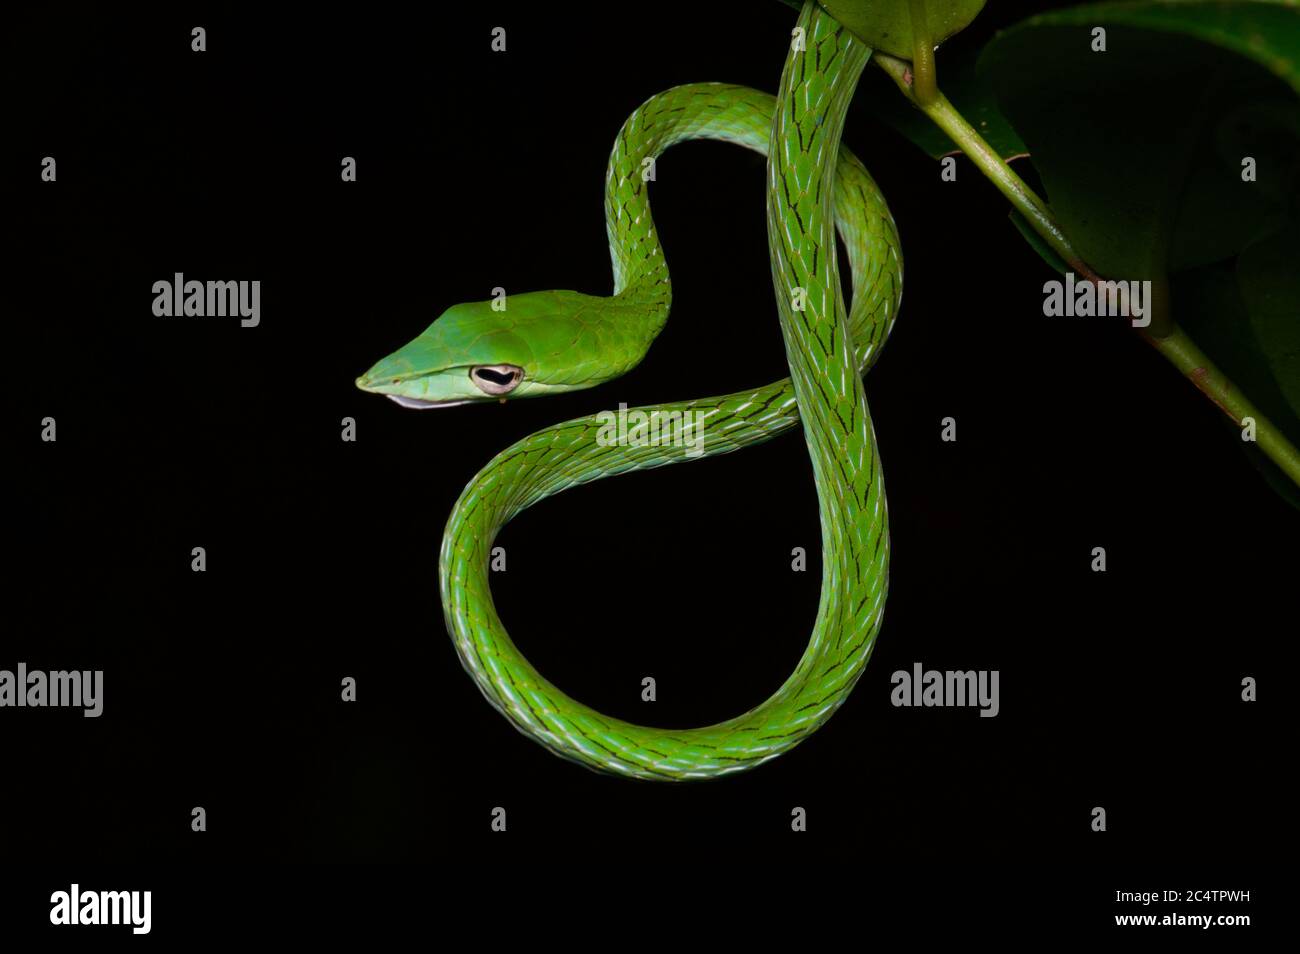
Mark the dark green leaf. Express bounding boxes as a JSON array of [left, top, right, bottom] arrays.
[[1167, 92, 1295, 270], [983, 1, 1300, 505], [1238, 223, 1300, 416], [984, 21, 1195, 286], [983, 1, 1300, 276], [817, 0, 986, 59], [1175, 260, 1300, 510]]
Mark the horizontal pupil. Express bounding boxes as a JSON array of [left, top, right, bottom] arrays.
[[474, 367, 516, 385]]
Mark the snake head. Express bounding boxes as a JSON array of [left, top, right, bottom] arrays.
[[356, 289, 636, 409]]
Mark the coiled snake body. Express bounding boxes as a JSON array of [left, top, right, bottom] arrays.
[[357, 1, 902, 779]]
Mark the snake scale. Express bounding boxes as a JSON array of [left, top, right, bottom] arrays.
[[357, 0, 902, 780]]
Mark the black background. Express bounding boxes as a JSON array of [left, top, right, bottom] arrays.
[[5, 0, 1290, 896]]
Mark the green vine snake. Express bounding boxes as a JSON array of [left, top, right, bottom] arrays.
[[356, 1, 902, 780]]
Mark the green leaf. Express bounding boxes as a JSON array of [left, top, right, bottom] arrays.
[[1238, 223, 1300, 416], [1175, 259, 1300, 510], [1056, 0, 1300, 98], [982, 1, 1300, 286], [860, 46, 1027, 159], [1167, 94, 1295, 270], [983, 1, 1300, 505], [776, 1, 986, 60]]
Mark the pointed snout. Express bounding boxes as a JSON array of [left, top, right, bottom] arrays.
[[355, 353, 419, 393]]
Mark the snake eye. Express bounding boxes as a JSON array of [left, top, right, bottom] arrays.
[[470, 364, 524, 396]]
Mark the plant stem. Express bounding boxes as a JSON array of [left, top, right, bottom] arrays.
[[874, 53, 1091, 279], [872, 50, 1300, 489], [906, 0, 938, 106], [1147, 326, 1300, 486]]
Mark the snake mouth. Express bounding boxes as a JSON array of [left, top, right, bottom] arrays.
[[385, 395, 474, 410]]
